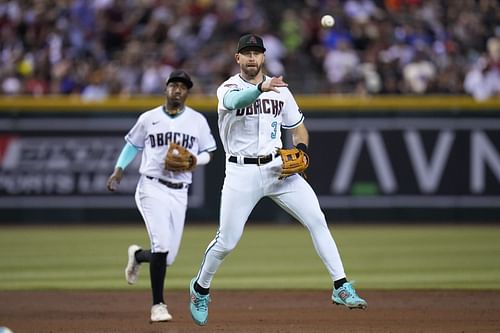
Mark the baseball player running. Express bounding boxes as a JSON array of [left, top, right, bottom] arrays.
[[107, 70, 216, 323], [188, 34, 367, 326]]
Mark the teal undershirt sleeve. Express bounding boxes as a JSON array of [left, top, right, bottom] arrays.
[[115, 142, 139, 169], [223, 86, 261, 110]]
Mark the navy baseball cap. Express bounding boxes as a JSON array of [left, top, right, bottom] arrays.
[[237, 34, 266, 53], [166, 70, 193, 89]]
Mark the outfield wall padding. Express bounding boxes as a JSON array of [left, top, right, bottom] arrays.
[[1, 96, 499, 223]]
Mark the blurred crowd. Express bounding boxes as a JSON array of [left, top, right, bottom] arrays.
[[1, 0, 499, 100]]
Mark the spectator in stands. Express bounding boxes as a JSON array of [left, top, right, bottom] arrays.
[[403, 49, 436, 94], [0, 0, 498, 97], [81, 69, 108, 101], [464, 36, 500, 101], [1, 69, 22, 95], [323, 39, 360, 93]]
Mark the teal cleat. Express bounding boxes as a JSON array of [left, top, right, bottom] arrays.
[[332, 281, 368, 309], [189, 278, 210, 325]]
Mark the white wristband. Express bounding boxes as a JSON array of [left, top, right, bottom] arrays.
[[196, 151, 211, 166]]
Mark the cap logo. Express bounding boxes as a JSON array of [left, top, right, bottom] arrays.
[[237, 34, 265, 53]]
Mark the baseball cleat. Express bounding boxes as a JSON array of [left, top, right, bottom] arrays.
[[332, 281, 368, 309], [150, 303, 172, 322], [189, 278, 210, 326], [125, 244, 142, 285]]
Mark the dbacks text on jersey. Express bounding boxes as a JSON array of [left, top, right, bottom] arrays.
[[235, 98, 284, 118], [149, 131, 195, 149]]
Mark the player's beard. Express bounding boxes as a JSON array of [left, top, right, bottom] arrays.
[[170, 100, 181, 109], [168, 94, 183, 109], [166, 99, 183, 115], [241, 63, 263, 79]]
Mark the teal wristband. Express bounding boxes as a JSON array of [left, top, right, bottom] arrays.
[[115, 142, 139, 169]]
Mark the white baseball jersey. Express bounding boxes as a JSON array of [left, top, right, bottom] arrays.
[[196, 74, 348, 288], [216, 74, 304, 157], [125, 105, 216, 184]]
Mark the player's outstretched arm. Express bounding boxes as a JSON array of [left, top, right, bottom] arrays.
[[223, 87, 261, 110], [223, 76, 289, 110], [260, 76, 288, 93]]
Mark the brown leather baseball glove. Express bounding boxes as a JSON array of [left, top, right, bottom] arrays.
[[164, 142, 197, 172], [277, 146, 309, 179]]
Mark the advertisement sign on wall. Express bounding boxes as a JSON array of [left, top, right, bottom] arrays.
[[1, 113, 499, 221], [0, 118, 206, 208], [306, 117, 500, 208]]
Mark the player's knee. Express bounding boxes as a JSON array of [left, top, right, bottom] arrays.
[[212, 241, 237, 257], [224, 236, 242, 252], [301, 211, 328, 229], [223, 243, 238, 253], [214, 232, 241, 254]]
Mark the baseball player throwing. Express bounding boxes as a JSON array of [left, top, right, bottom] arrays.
[[107, 70, 216, 323], [188, 34, 367, 326]]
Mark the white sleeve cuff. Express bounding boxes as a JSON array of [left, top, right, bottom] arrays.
[[196, 151, 211, 166]]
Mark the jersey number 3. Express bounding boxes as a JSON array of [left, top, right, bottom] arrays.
[[271, 121, 277, 139]]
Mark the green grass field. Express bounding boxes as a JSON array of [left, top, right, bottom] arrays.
[[1, 224, 499, 291]]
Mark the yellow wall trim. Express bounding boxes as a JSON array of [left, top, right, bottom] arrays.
[[0, 95, 499, 112]]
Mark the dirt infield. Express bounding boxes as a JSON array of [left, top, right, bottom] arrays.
[[1, 290, 499, 333]]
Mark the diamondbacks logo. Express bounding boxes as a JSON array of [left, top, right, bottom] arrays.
[[149, 132, 195, 149], [249, 35, 257, 44], [235, 98, 284, 118]]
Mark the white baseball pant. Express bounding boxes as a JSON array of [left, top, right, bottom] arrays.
[[196, 156, 346, 287]]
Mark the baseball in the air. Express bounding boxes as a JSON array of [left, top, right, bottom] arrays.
[[321, 14, 335, 28]]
